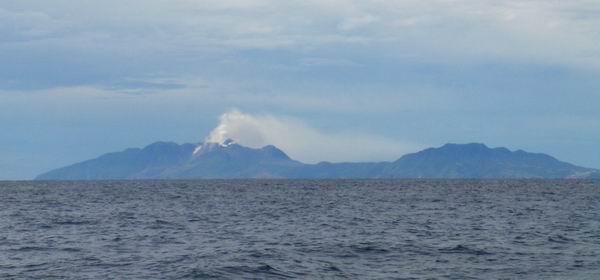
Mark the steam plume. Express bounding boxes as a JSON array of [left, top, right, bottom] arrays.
[[201, 109, 419, 163]]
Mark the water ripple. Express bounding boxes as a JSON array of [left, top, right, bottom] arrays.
[[1, 179, 599, 279]]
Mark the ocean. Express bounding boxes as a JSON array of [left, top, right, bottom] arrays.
[[1, 180, 599, 279]]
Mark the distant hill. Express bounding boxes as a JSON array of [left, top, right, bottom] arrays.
[[35, 140, 599, 180], [381, 143, 592, 178]]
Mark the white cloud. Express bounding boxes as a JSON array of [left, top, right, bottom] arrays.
[[202, 109, 420, 163], [3, 0, 600, 67]]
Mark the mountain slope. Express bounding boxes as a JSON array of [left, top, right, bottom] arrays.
[[35, 142, 196, 180], [166, 141, 303, 178]]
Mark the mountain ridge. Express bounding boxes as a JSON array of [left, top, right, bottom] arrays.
[[35, 140, 599, 180]]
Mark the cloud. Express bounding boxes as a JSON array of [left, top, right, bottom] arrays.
[[3, 0, 600, 94], [202, 109, 420, 163], [3, 1, 600, 66]]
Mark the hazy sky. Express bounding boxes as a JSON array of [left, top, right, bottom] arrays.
[[2, 0, 600, 179]]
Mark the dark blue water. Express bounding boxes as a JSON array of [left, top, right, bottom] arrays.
[[1, 180, 599, 279]]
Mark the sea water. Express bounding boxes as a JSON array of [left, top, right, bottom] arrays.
[[1, 180, 599, 279]]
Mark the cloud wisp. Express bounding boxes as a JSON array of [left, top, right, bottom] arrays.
[[202, 110, 420, 163]]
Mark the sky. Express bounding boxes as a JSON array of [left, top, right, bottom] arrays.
[[2, 0, 600, 179]]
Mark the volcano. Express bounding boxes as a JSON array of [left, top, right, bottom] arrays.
[[36, 141, 599, 180]]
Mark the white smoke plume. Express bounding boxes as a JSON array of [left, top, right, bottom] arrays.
[[201, 109, 420, 163]]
